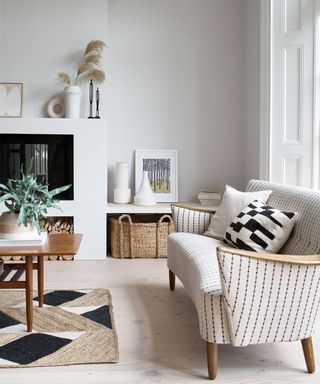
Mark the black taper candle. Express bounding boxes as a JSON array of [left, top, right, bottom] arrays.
[[88, 79, 94, 119], [95, 87, 100, 119]]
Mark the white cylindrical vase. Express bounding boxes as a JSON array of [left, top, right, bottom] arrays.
[[63, 86, 81, 118], [134, 171, 156, 206], [113, 162, 131, 204]]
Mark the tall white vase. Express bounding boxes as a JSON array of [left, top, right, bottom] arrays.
[[63, 86, 81, 118], [114, 162, 131, 204], [134, 171, 156, 206]]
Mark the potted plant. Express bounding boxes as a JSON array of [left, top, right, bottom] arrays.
[[57, 39, 106, 118], [0, 161, 71, 239]]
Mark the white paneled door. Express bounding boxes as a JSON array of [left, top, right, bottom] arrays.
[[270, 0, 315, 187]]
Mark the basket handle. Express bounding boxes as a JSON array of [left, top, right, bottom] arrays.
[[118, 214, 133, 224], [156, 214, 173, 258], [118, 214, 134, 258], [158, 214, 174, 224]]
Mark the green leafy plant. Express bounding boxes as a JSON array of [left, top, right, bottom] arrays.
[[57, 39, 106, 86], [0, 161, 71, 234]]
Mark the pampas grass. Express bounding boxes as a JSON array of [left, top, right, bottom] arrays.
[[84, 69, 106, 83], [85, 53, 103, 66], [57, 72, 71, 86], [57, 39, 106, 86], [77, 62, 94, 76], [85, 40, 106, 55]]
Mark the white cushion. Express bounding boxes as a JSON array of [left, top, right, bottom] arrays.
[[204, 185, 272, 240], [225, 199, 296, 253]]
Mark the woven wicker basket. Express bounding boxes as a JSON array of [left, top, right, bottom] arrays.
[[110, 214, 174, 258]]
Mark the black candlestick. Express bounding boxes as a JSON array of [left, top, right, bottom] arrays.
[[95, 87, 100, 119], [88, 79, 94, 119]]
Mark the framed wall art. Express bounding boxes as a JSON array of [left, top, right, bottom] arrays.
[[0, 83, 23, 118], [135, 149, 178, 202]]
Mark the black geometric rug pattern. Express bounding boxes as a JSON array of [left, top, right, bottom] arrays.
[[0, 289, 119, 367]]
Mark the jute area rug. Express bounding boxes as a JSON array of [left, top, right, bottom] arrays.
[[0, 288, 119, 367]]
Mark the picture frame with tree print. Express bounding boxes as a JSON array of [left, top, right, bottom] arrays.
[[135, 150, 178, 202]]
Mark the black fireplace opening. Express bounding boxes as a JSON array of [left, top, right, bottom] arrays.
[[0, 134, 74, 200]]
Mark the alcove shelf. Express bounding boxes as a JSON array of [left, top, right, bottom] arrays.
[[106, 202, 216, 214]]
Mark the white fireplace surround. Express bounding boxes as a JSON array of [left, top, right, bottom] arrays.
[[0, 118, 107, 260]]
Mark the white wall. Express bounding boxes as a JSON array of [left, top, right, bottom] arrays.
[[0, 1, 2, 72], [0, 0, 108, 118], [107, 0, 247, 201], [0, 0, 251, 202], [244, 0, 261, 182]]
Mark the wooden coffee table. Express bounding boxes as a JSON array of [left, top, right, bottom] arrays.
[[0, 234, 82, 332]]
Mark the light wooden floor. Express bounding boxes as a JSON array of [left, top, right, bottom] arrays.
[[2, 258, 320, 384]]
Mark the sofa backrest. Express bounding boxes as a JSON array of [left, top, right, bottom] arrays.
[[246, 179, 320, 255]]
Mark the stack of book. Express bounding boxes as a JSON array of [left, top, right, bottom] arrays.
[[197, 191, 222, 206], [0, 232, 47, 247]]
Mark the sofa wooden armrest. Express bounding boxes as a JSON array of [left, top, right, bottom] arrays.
[[217, 246, 320, 266]]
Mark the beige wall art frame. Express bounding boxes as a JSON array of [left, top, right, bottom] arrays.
[[0, 83, 23, 118]]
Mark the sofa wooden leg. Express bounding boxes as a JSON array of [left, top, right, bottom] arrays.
[[207, 341, 218, 380], [301, 337, 315, 373], [169, 270, 175, 291]]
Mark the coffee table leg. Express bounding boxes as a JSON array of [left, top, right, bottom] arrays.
[[37, 256, 44, 307], [25, 256, 33, 332]]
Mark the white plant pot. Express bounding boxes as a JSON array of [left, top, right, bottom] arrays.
[[0, 212, 39, 240], [114, 162, 131, 204], [63, 86, 81, 118], [134, 171, 156, 206]]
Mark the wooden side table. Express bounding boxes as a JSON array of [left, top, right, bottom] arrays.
[[0, 234, 82, 332]]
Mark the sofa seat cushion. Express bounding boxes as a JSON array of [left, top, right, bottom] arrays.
[[167, 232, 225, 296], [167, 232, 232, 343]]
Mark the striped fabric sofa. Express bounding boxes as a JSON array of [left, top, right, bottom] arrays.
[[167, 179, 320, 380]]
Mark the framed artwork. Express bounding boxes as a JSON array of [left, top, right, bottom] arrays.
[[0, 83, 23, 118], [135, 149, 178, 202]]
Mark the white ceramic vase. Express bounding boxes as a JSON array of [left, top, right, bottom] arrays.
[[134, 171, 156, 206], [0, 212, 38, 240], [114, 162, 131, 204], [63, 85, 81, 118]]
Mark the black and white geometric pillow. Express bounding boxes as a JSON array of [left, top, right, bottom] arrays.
[[224, 199, 296, 253]]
